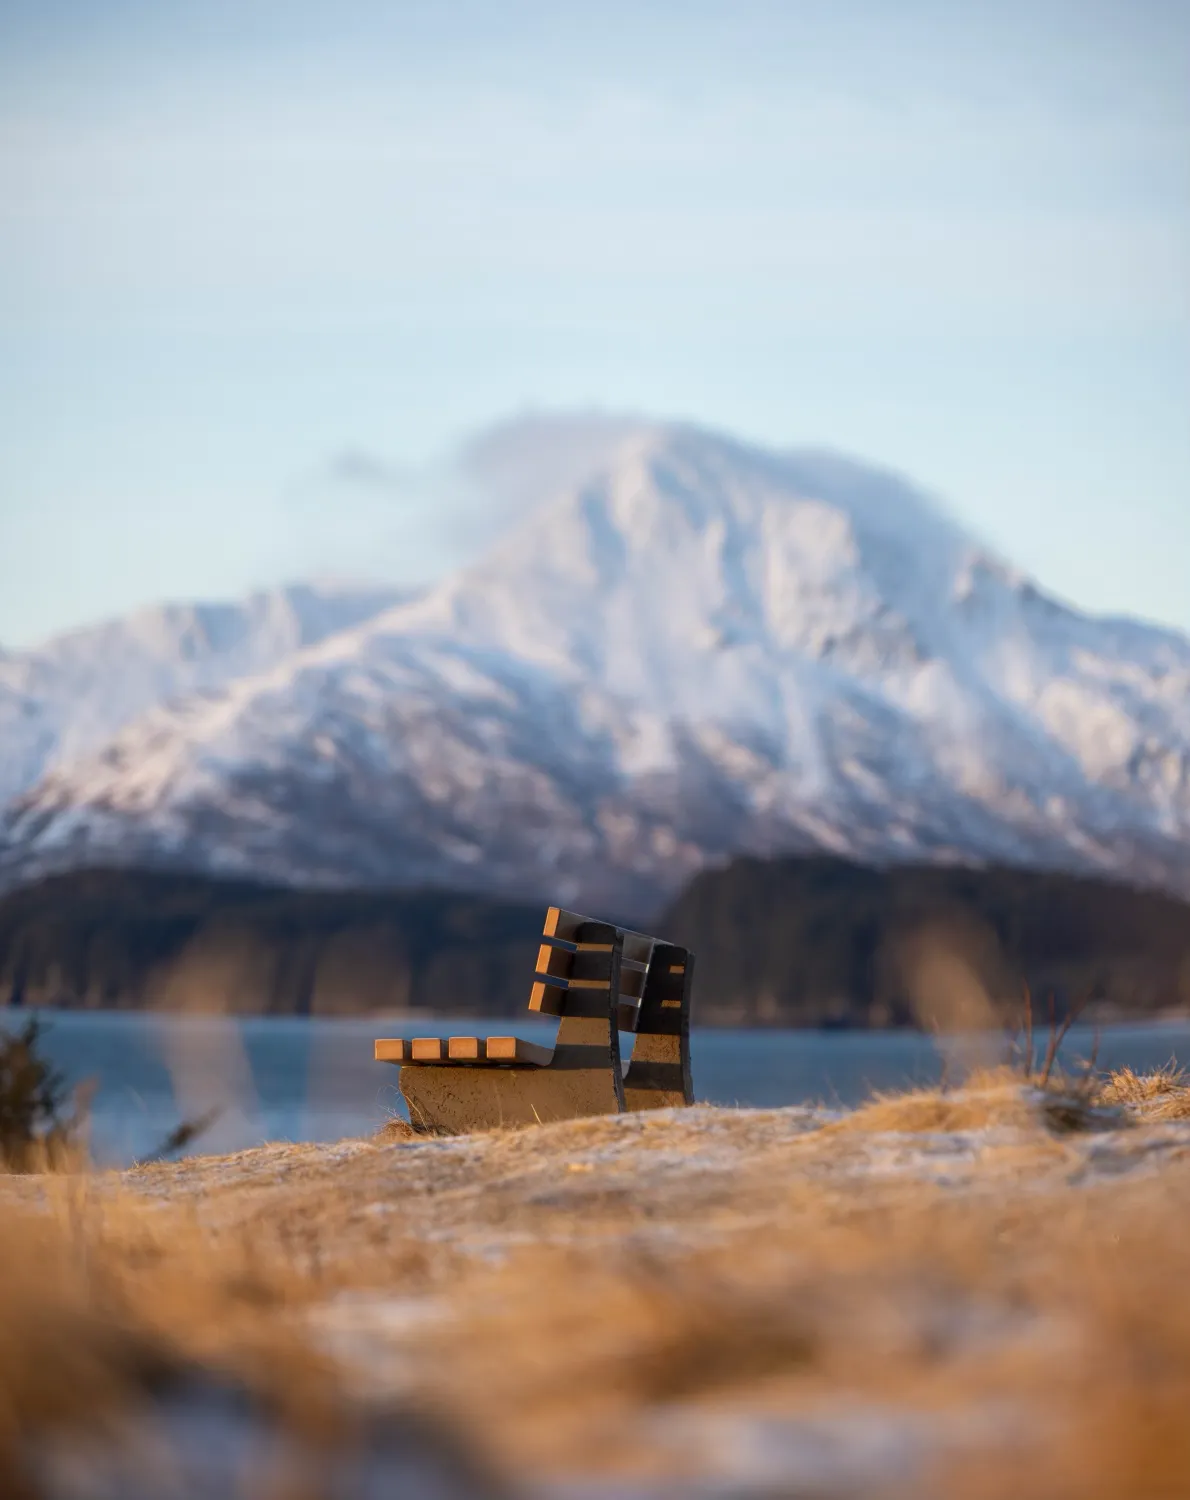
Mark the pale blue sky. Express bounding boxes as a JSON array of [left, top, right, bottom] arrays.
[[1, 0, 1187, 647]]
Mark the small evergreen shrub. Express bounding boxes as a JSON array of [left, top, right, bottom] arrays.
[[0, 1017, 77, 1170]]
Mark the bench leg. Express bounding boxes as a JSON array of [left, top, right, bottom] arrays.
[[622, 948, 695, 1111], [400, 1060, 623, 1134], [622, 1031, 694, 1111], [399, 1019, 627, 1135]]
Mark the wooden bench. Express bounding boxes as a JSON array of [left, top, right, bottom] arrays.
[[374, 905, 695, 1134]]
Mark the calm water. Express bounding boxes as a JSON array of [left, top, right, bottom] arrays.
[[6, 1010, 1189, 1167]]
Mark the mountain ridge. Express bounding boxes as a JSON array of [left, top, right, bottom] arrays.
[[2, 415, 1189, 911], [0, 580, 412, 808]]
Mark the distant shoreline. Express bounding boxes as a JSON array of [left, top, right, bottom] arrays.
[[4, 1002, 1189, 1035], [3, 859, 1190, 1030]]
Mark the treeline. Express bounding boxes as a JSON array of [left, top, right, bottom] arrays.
[[660, 855, 1190, 1027], [0, 870, 544, 1018], [0, 858, 1188, 1027]]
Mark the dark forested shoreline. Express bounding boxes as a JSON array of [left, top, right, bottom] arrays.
[[1, 859, 1188, 1028], [662, 855, 1190, 1028], [0, 871, 545, 1019]]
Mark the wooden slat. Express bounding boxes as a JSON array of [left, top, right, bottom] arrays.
[[536, 942, 574, 980], [540, 944, 646, 974], [528, 978, 563, 1013], [622, 933, 655, 967], [541, 906, 594, 942], [528, 981, 614, 1018], [484, 1036, 553, 1066], [617, 1000, 642, 1033], [581, 969, 646, 998], [570, 944, 629, 974], [531, 966, 645, 996], [382, 1034, 555, 1066], [541, 905, 656, 962]]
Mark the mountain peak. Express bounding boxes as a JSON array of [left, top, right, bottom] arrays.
[[461, 411, 968, 542], [3, 417, 1189, 910]]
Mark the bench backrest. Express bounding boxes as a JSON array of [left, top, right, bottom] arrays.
[[527, 906, 695, 1109], [528, 906, 650, 1022], [528, 906, 691, 1033], [632, 942, 692, 1036]]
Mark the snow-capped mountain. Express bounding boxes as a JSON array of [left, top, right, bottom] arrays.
[[3, 417, 1189, 914], [0, 581, 409, 808]]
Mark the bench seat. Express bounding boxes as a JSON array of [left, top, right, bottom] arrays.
[[373, 1035, 553, 1066]]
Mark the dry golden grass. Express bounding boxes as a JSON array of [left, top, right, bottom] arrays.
[[2, 1069, 1190, 1497], [0, 1195, 316, 1497], [1098, 1062, 1190, 1121], [828, 1065, 1126, 1135], [832, 1061, 1190, 1137], [375, 1114, 419, 1144], [415, 1170, 1190, 1498], [0, 1181, 507, 1498]]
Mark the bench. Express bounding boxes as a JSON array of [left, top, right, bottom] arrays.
[[373, 905, 695, 1134]]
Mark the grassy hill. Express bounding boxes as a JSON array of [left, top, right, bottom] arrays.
[[2, 1069, 1189, 1497]]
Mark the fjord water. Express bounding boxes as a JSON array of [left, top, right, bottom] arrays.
[[12, 1012, 1190, 1167]]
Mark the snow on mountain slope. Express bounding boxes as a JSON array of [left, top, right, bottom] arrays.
[[0, 581, 407, 808], [3, 418, 1189, 913]]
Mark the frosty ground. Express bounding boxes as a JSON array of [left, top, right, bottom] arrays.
[[3, 1069, 1189, 1499]]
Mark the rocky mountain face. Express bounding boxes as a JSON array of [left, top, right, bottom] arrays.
[[2, 418, 1189, 914]]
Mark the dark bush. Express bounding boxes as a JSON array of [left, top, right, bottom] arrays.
[[0, 1018, 76, 1170]]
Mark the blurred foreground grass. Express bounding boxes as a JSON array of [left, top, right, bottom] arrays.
[[1, 1066, 1189, 1498]]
